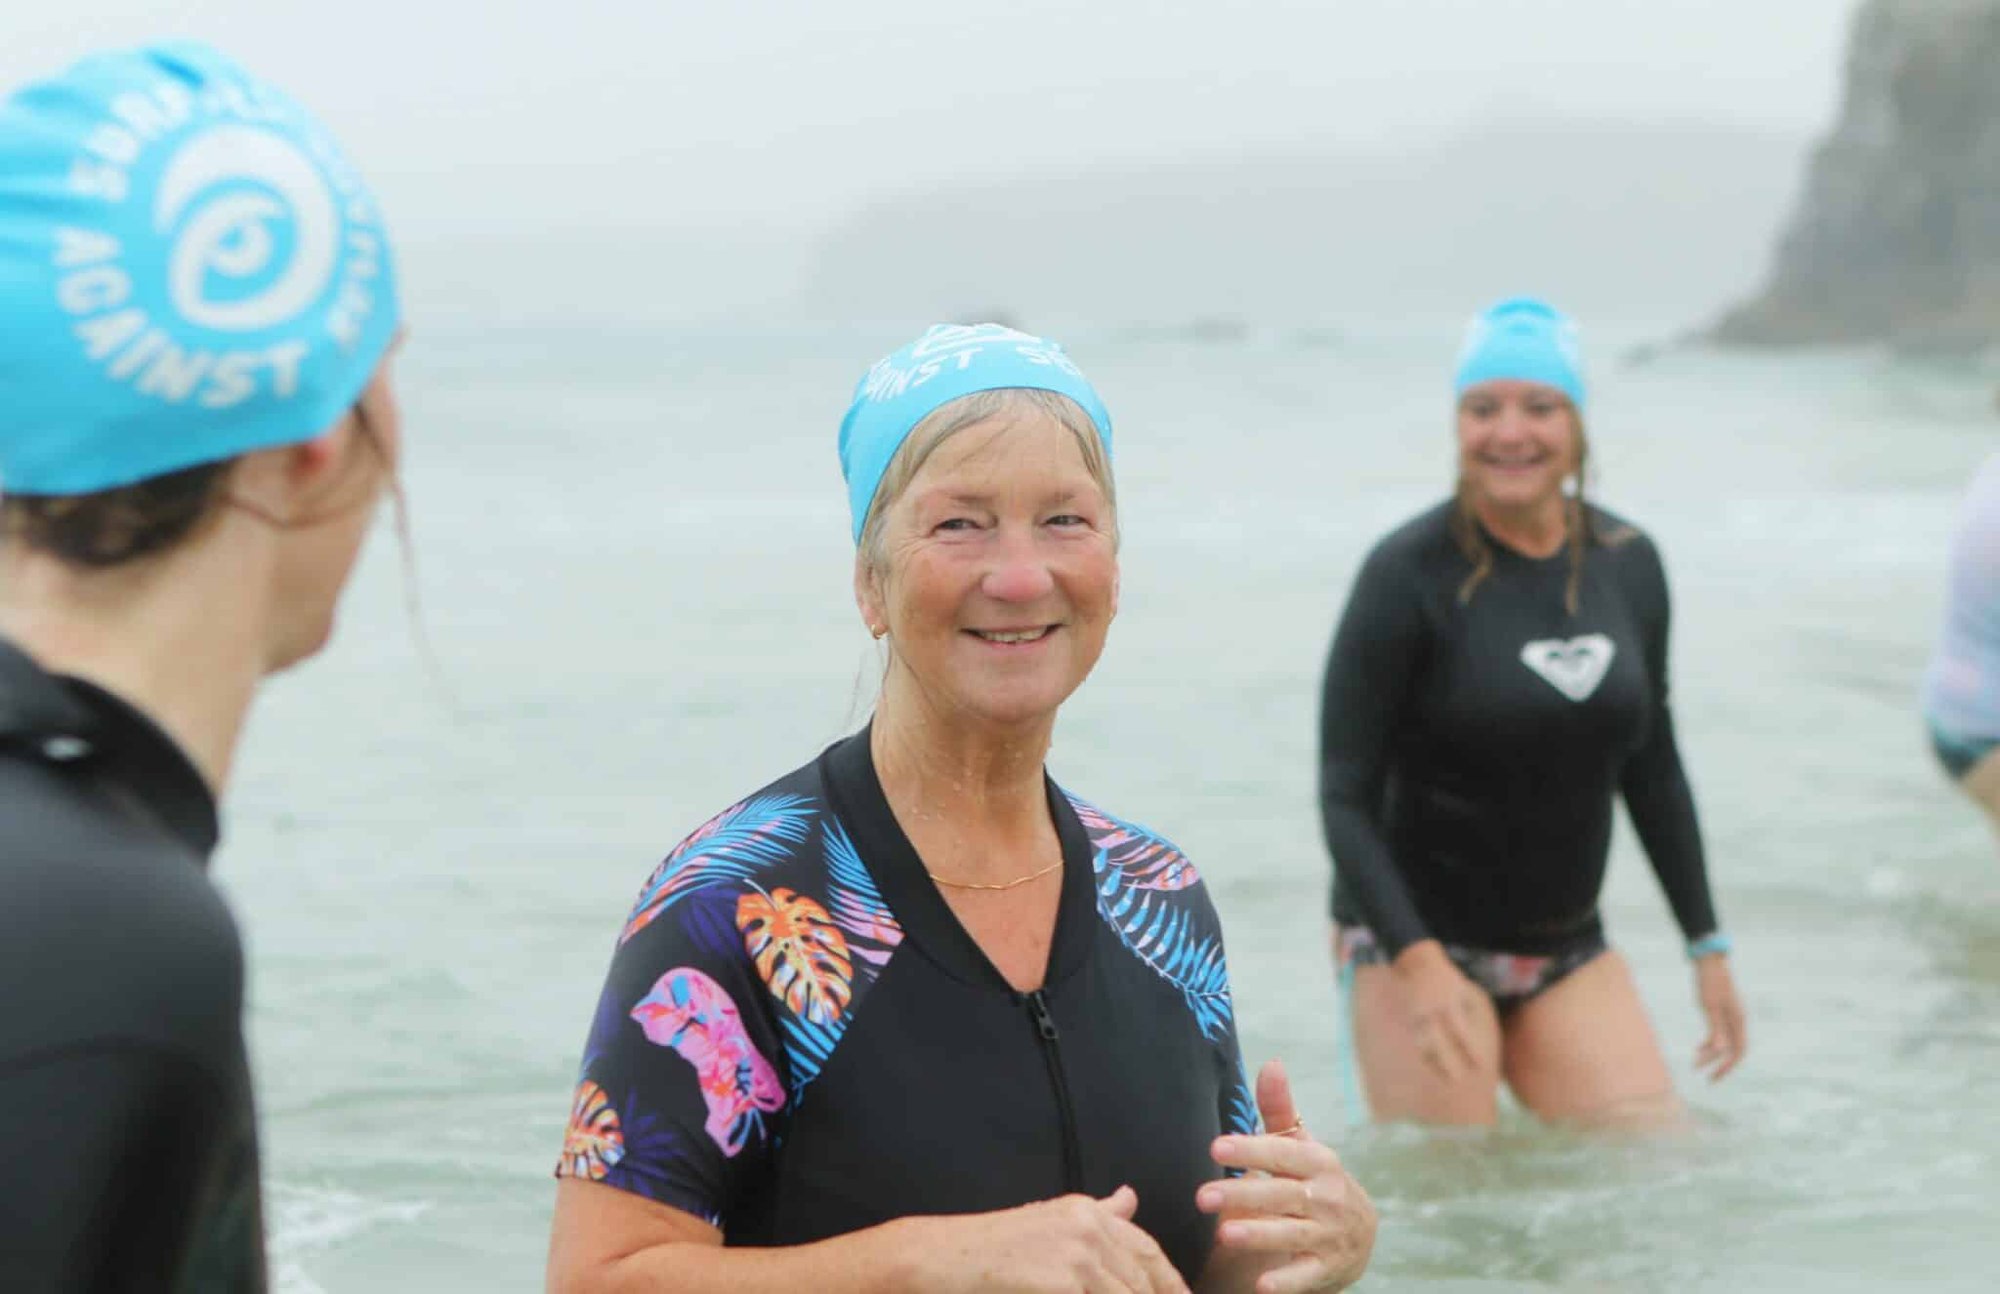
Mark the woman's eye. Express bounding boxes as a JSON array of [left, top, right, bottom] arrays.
[[934, 517, 979, 533], [1526, 402, 1560, 418], [1046, 514, 1088, 528]]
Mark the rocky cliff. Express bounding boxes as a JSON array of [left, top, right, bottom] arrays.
[[1713, 0, 2000, 349]]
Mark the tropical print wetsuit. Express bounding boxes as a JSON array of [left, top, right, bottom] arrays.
[[556, 727, 1255, 1280]]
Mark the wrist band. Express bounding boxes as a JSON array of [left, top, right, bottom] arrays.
[[1687, 932, 1733, 960]]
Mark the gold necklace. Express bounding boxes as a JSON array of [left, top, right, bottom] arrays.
[[925, 858, 1064, 892]]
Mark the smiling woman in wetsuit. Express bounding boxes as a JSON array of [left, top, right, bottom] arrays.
[[549, 324, 1375, 1293], [1318, 298, 1747, 1128]]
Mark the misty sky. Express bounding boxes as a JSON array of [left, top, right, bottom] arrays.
[[6, 1, 1856, 229]]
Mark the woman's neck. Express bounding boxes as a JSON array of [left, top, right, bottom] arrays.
[[0, 538, 273, 795], [870, 676, 1055, 852], [1473, 493, 1570, 559]]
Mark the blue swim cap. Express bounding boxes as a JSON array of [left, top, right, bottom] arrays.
[[0, 43, 400, 496], [838, 323, 1113, 542], [1453, 297, 1585, 411]]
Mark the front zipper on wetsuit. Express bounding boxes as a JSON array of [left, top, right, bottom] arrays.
[[1023, 988, 1084, 1193]]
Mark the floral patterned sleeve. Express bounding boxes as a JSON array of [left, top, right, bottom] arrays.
[[1070, 796, 1260, 1145], [555, 794, 815, 1227], [1216, 965, 1259, 1142]]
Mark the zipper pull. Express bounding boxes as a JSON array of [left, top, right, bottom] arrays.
[[1026, 990, 1060, 1042]]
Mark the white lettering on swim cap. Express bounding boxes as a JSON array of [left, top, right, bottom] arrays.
[[135, 342, 213, 402], [906, 323, 1036, 361], [67, 159, 128, 203], [263, 340, 306, 397], [84, 123, 143, 166], [326, 228, 384, 349], [109, 86, 193, 144], [49, 79, 393, 417], [1014, 343, 1081, 376], [52, 227, 122, 269], [62, 304, 300, 409], [108, 327, 170, 382], [202, 352, 257, 408], [56, 265, 132, 315], [154, 124, 339, 332], [74, 309, 146, 361]]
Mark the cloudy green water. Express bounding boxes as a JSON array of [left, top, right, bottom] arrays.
[[217, 321, 2000, 1291]]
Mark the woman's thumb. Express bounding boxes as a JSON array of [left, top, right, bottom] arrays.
[[1097, 1184, 1139, 1219]]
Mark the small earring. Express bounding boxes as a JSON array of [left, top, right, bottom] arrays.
[[869, 624, 886, 640]]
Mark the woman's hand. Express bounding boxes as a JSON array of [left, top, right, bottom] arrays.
[[1198, 1061, 1376, 1293], [1391, 938, 1484, 1082], [1693, 953, 1746, 1081], [898, 1185, 1189, 1294]]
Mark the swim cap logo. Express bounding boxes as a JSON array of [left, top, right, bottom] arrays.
[[155, 124, 339, 332], [860, 323, 1082, 405], [47, 76, 388, 412]]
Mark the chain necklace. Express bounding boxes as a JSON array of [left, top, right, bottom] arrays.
[[925, 858, 1064, 892]]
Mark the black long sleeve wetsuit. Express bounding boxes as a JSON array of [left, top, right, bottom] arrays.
[[1318, 502, 1719, 958], [0, 637, 264, 1293]]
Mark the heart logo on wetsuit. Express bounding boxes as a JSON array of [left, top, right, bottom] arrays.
[[1519, 634, 1616, 702]]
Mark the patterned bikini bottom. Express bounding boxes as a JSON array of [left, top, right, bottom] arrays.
[[1336, 924, 1608, 1014]]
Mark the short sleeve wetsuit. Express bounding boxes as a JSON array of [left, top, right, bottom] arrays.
[[1317, 502, 1720, 1003], [0, 637, 265, 1292], [555, 727, 1256, 1281]]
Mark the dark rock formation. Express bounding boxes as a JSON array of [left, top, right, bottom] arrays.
[[1713, 0, 2000, 349]]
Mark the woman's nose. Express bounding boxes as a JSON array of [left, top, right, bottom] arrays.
[[981, 526, 1057, 603]]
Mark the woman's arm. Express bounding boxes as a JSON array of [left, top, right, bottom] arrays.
[[1617, 536, 1745, 1080], [549, 1178, 1191, 1294], [1318, 543, 1432, 954], [1616, 535, 1719, 942], [1321, 544, 1492, 1082], [548, 1180, 911, 1293]]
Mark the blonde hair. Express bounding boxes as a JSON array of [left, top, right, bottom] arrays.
[[855, 387, 1116, 576], [1449, 416, 1633, 614]]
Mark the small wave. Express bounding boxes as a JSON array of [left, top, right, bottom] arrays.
[[269, 1184, 432, 1294]]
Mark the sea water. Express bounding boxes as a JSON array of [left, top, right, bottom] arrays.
[[219, 320, 2000, 1292]]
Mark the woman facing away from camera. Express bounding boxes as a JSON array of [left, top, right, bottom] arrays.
[[1318, 298, 1746, 1128], [0, 43, 403, 1291], [549, 323, 1376, 1293]]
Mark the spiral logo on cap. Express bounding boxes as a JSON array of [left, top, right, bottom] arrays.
[[152, 124, 338, 333]]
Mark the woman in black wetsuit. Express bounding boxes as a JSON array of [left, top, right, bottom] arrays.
[[0, 44, 404, 1290], [549, 324, 1375, 1292], [1317, 298, 1746, 1127]]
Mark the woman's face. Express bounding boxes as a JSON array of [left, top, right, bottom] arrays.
[[860, 412, 1117, 732], [1455, 379, 1578, 514]]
